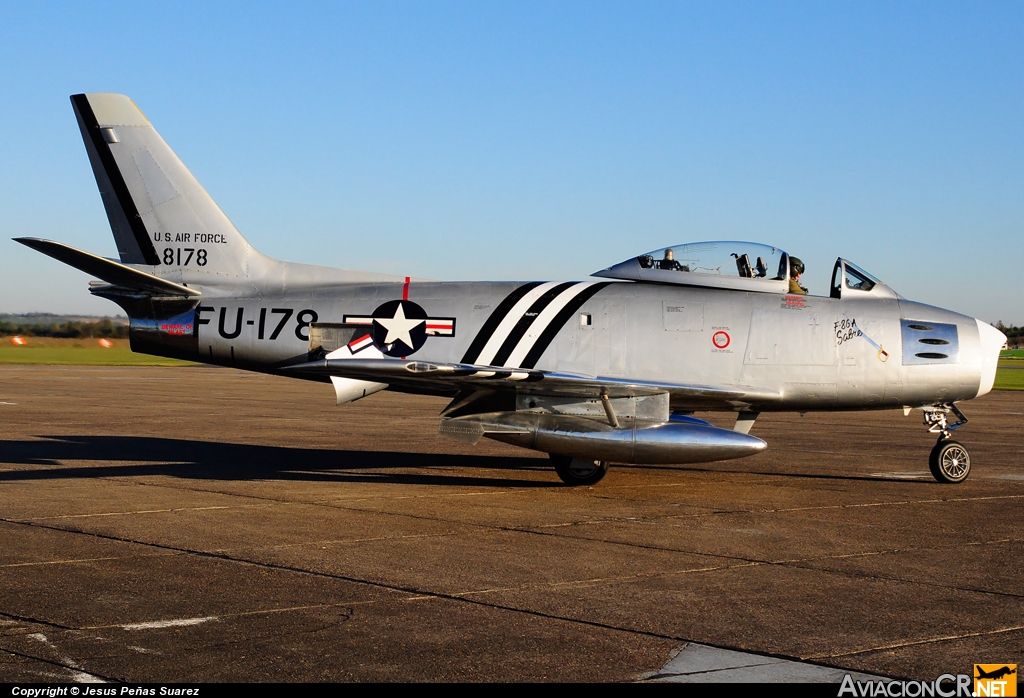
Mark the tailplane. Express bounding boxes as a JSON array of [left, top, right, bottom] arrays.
[[13, 238, 200, 298]]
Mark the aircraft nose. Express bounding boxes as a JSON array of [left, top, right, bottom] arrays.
[[975, 319, 1007, 397]]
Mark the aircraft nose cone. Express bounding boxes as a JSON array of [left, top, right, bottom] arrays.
[[976, 319, 1007, 397]]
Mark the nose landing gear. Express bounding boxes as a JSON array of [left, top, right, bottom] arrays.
[[929, 440, 971, 483], [923, 404, 971, 484]]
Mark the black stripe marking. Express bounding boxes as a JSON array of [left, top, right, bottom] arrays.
[[71, 94, 160, 266], [460, 282, 542, 364], [491, 282, 576, 366], [520, 283, 611, 369]]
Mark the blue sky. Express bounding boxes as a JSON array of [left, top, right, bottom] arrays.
[[1, 2, 1022, 322]]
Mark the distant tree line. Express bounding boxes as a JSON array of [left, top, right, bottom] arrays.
[[994, 321, 1023, 346], [0, 318, 129, 338]]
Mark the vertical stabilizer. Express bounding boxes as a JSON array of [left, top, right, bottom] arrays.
[[71, 93, 262, 281]]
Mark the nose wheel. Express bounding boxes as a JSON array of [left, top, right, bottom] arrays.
[[929, 439, 971, 483], [923, 404, 972, 484]]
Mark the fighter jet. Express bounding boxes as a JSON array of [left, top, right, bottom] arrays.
[[15, 93, 1007, 485]]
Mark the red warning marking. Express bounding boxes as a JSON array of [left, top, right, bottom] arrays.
[[403, 276, 410, 301], [159, 323, 193, 336], [713, 331, 731, 349]]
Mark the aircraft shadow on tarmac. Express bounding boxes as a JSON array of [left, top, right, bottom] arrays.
[[629, 462, 942, 485], [0, 435, 555, 488], [0, 435, 936, 486]]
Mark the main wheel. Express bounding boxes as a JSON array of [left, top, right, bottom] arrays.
[[550, 454, 610, 486], [929, 440, 971, 484]]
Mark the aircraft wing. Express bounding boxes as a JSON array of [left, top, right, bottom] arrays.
[[14, 238, 201, 298], [285, 357, 778, 409]]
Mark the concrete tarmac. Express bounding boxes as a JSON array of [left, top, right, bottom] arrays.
[[0, 365, 1021, 682]]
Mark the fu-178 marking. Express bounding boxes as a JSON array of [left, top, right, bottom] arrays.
[[195, 306, 318, 342]]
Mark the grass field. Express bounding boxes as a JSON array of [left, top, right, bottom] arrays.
[[0, 337, 191, 366], [994, 370, 1024, 390], [997, 352, 1024, 389]]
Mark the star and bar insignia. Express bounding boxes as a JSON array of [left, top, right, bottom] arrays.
[[343, 300, 455, 357]]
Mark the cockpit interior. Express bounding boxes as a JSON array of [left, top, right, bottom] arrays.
[[594, 241, 897, 299]]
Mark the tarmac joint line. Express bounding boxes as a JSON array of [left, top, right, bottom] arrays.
[[810, 624, 1024, 660]]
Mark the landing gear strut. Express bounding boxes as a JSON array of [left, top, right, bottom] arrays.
[[923, 404, 971, 484], [549, 454, 610, 486]]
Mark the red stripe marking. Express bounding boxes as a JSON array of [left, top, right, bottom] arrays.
[[403, 276, 410, 301]]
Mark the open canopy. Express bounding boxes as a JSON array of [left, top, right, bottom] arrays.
[[594, 241, 791, 293]]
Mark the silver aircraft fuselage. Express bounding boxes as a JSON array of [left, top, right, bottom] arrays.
[[129, 278, 998, 413], [16, 92, 1007, 485]]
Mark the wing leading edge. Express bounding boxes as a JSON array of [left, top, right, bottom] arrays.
[[285, 357, 778, 410], [286, 357, 771, 465]]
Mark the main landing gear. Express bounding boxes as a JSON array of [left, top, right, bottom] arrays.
[[923, 404, 971, 484], [549, 454, 610, 486]]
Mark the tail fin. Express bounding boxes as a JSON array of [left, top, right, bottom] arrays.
[[71, 93, 259, 278]]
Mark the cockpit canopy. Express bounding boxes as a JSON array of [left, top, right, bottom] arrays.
[[594, 241, 791, 293], [593, 241, 899, 299], [830, 258, 898, 299]]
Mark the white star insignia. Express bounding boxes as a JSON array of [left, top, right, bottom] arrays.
[[375, 303, 423, 348]]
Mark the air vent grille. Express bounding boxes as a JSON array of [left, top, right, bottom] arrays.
[[901, 320, 959, 365]]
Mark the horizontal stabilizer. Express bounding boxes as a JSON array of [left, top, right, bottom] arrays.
[[14, 238, 200, 297]]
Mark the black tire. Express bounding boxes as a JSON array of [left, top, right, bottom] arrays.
[[550, 454, 610, 486], [929, 439, 971, 484]]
